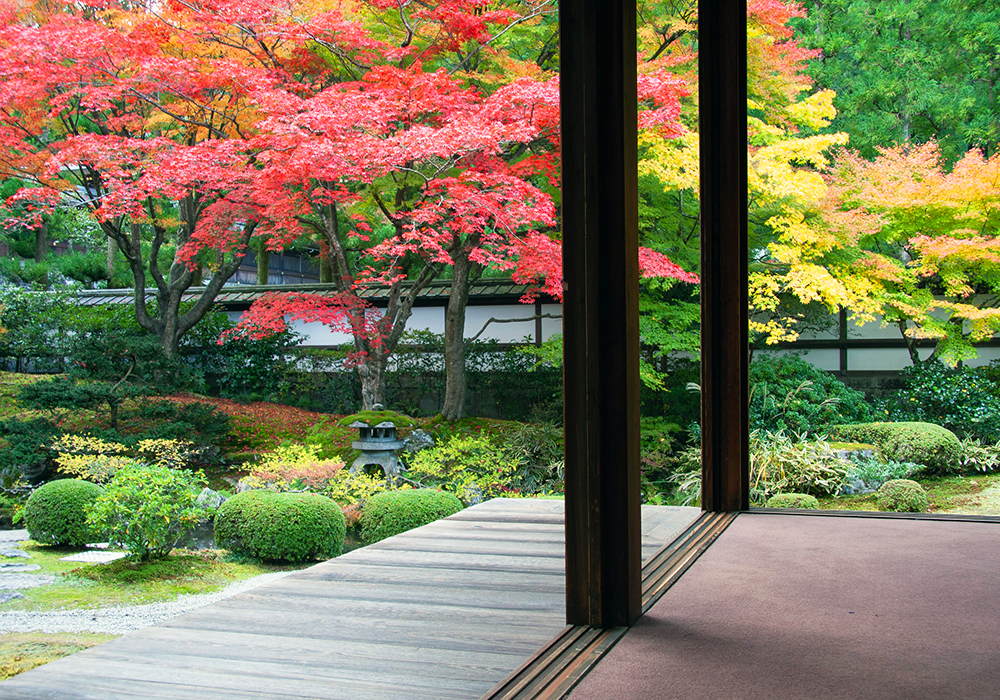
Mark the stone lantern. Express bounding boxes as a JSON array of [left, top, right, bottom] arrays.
[[349, 421, 404, 480]]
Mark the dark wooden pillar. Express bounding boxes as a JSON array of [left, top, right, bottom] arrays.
[[700, 0, 750, 512], [561, 0, 642, 628]]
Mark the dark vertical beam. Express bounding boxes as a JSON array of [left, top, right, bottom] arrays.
[[562, 0, 642, 627], [700, 0, 749, 512], [839, 309, 849, 375]]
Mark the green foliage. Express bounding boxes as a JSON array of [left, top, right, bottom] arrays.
[[404, 434, 523, 503], [749, 431, 851, 504], [764, 493, 820, 509], [0, 417, 59, 483], [831, 422, 962, 476], [359, 489, 463, 543], [86, 463, 207, 561], [845, 457, 922, 491], [181, 311, 303, 401], [24, 479, 104, 546], [881, 362, 1000, 441], [957, 438, 1000, 474], [794, 0, 1000, 165], [877, 479, 929, 513], [497, 422, 564, 495], [132, 400, 230, 443], [749, 356, 872, 434], [0, 287, 70, 373], [215, 491, 346, 562]]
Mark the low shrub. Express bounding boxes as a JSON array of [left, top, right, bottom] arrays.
[[764, 493, 820, 509], [877, 479, 929, 513], [749, 431, 851, 503], [23, 479, 104, 546], [404, 434, 523, 503], [957, 438, 1000, 474], [215, 491, 346, 562], [830, 422, 961, 475], [242, 444, 344, 492], [843, 457, 922, 492], [360, 489, 464, 543], [86, 464, 207, 560], [0, 418, 60, 483]]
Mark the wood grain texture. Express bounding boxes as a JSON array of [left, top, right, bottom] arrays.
[[0, 500, 697, 700]]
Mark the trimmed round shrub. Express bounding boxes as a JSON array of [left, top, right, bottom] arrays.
[[764, 493, 820, 509], [877, 479, 929, 513], [24, 479, 105, 546], [215, 491, 346, 562], [830, 422, 961, 475], [360, 489, 463, 543]]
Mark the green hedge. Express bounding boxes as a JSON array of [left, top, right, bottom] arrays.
[[215, 491, 346, 562], [830, 422, 961, 475], [24, 479, 104, 546], [360, 489, 463, 543], [764, 493, 820, 509]]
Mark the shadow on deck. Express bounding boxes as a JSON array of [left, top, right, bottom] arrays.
[[0, 499, 699, 700]]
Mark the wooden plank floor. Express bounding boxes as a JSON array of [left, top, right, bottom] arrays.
[[0, 499, 699, 700]]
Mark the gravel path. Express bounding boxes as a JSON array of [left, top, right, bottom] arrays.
[[0, 569, 296, 635]]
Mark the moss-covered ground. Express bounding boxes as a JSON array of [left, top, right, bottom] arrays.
[[0, 632, 116, 681], [4, 542, 304, 613], [816, 472, 1000, 514]]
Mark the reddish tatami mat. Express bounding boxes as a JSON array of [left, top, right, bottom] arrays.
[[570, 513, 1000, 700]]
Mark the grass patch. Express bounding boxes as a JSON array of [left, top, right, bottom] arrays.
[[0, 632, 116, 681], [4, 543, 305, 612], [0, 372, 54, 421]]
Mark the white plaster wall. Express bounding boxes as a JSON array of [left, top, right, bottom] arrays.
[[465, 304, 539, 344], [540, 303, 563, 341], [754, 348, 840, 371]]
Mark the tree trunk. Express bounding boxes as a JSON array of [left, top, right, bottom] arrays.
[[356, 354, 386, 410], [441, 253, 474, 420], [105, 237, 116, 281], [34, 220, 47, 263], [897, 318, 922, 365], [256, 246, 270, 285]]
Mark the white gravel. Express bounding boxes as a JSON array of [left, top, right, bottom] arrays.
[[0, 569, 295, 635]]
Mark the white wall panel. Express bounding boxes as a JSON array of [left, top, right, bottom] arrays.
[[540, 303, 563, 341], [464, 304, 538, 343], [755, 348, 840, 371], [848, 347, 933, 371]]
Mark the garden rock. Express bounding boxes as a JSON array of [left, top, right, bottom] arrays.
[[0, 549, 30, 559], [195, 488, 226, 510], [180, 519, 216, 551], [0, 563, 40, 573], [0, 574, 55, 590], [403, 429, 435, 454], [0, 591, 24, 604]]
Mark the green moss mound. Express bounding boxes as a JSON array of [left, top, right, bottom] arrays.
[[215, 491, 346, 562], [337, 410, 415, 428], [830, 422, 960, 475], [23, 479, 105, 546], [877, 479, 929, 513], [360, 489, 463, 543], [764, 493, 820, 509]]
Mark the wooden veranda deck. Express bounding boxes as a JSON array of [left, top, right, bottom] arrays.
[[0, 499, 698, 700]]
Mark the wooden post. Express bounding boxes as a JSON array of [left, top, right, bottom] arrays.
[[561, 0, 642, 627], [700, 0, 750, 512]]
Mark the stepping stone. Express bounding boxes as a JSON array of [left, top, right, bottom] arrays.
[[0, 549, 30, 559], [0, 574, 55, 590], [60, 551, 127, 564], [0, 563, 40, 573], [0, 591, 24, 604]]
